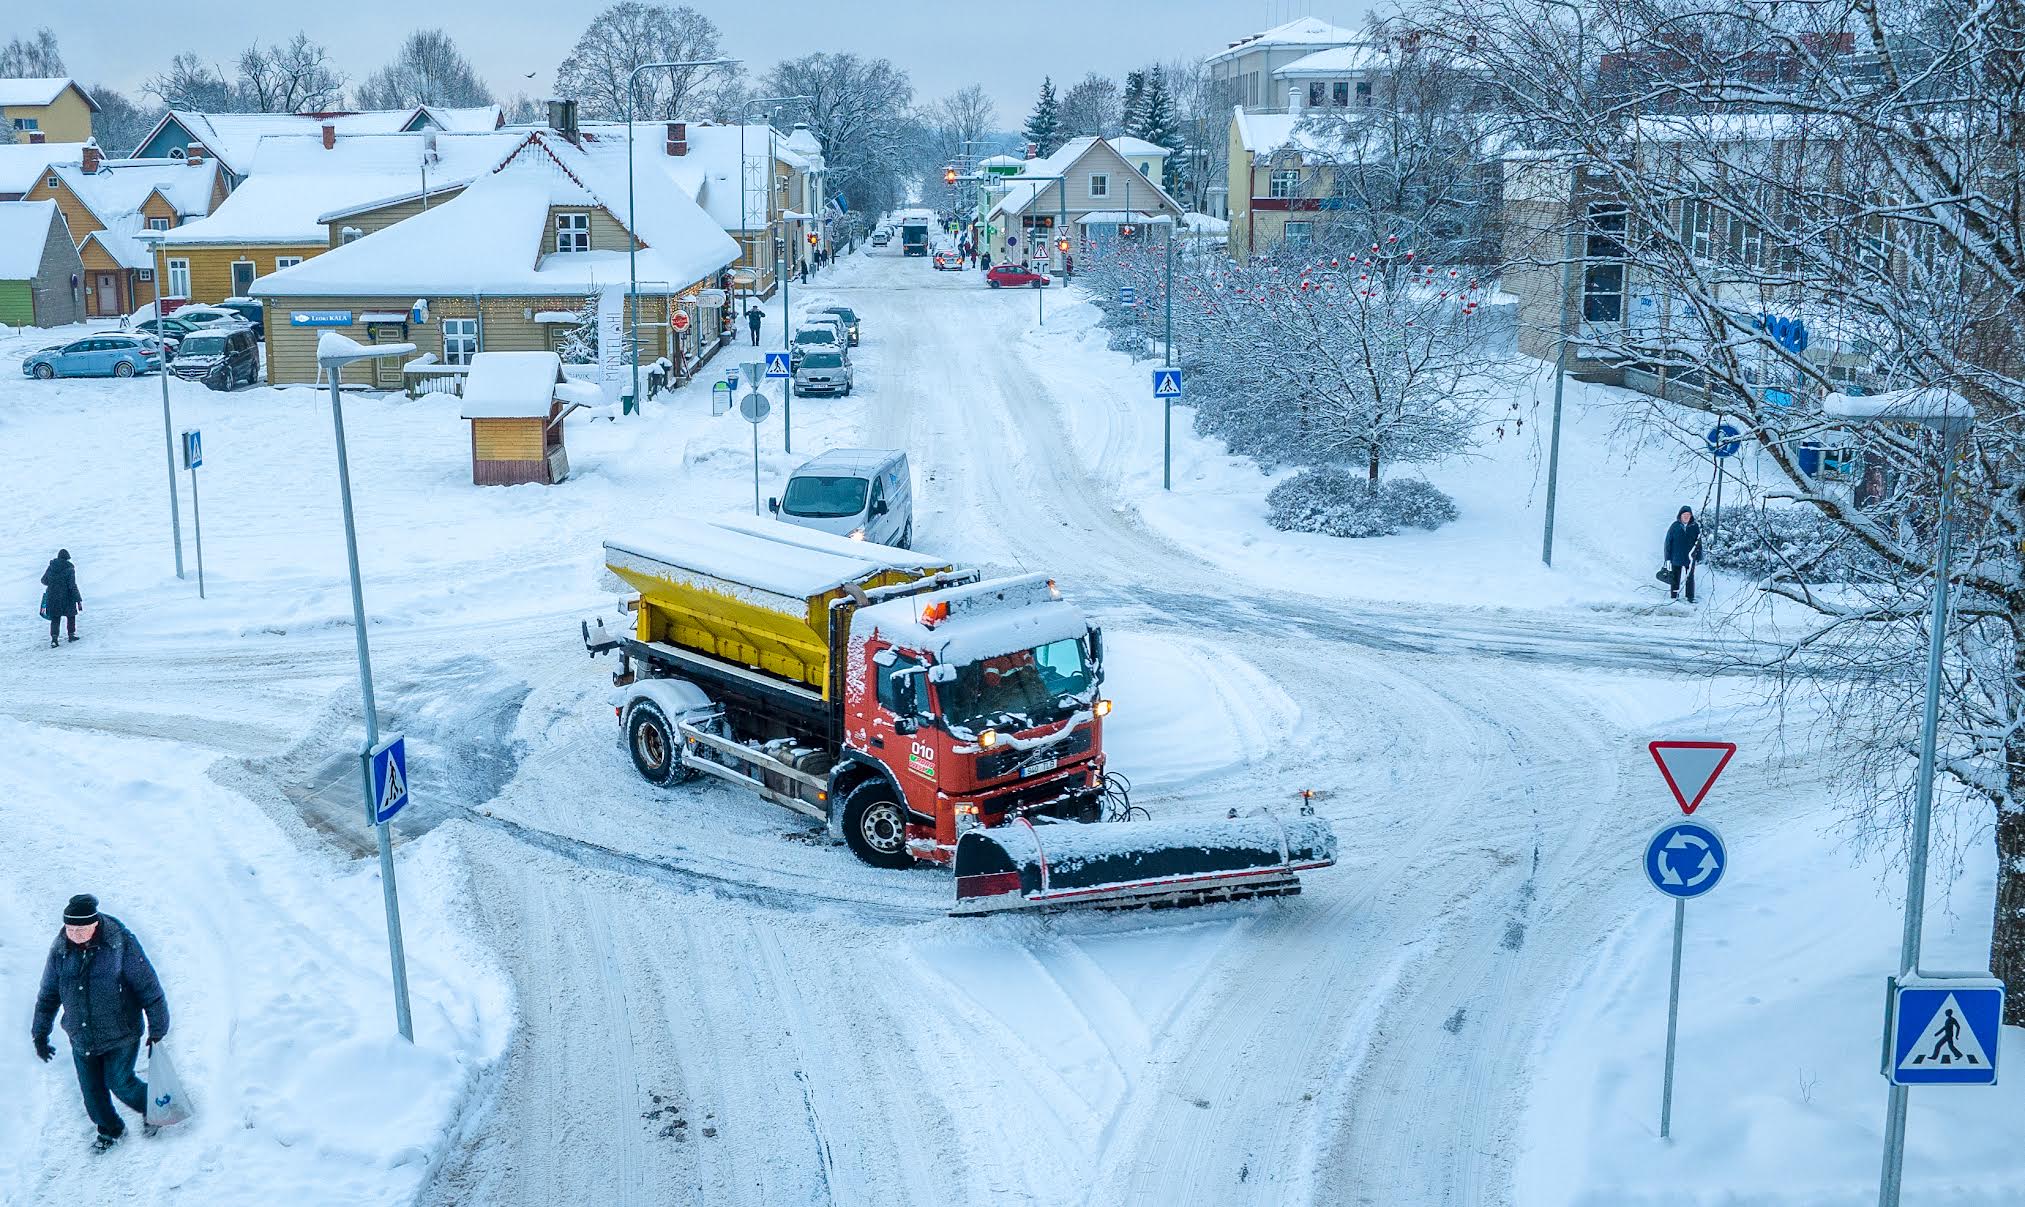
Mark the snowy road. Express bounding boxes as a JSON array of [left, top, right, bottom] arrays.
[[0, 248, 1798, 1207]]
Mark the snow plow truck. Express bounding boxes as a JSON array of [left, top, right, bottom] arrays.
[[582, 520, 1336, 914]]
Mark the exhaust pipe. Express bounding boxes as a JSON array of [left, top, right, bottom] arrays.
[[950, 811, 1336, 915]]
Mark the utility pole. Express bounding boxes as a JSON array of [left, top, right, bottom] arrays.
[[1163, 218, 1175, 490], [1541, 222, 1578, 567]]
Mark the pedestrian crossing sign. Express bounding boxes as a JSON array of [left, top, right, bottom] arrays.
[[367, 735, 409, 826], [764, 352, 791, 379], [1152, 368, 1184, 398], [1886, 977, 2003, 1086]]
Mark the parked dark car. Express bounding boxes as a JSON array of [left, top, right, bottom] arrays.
[[815, 305, 861, 345], [986, 263, 1051, 288], [217, 297, 265, 341], [169, 325, 259, 390]]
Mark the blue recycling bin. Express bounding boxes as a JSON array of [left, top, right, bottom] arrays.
[[1796, 440, 1823, 476]]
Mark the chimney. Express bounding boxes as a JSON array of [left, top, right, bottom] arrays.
[[81, 140, 101, 174], [28, 130, 45, 144], [666, 121, 688, 156], [546, 99, 580, 145], [184, 143, 205, 165], [321, 122, 336, 150], [1025, 142, 1038, 160]]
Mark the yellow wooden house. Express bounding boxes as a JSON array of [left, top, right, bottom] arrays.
[[1, 78, 95, 145], [21, 144, 225, 316]]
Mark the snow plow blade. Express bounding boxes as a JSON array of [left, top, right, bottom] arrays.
[[950, 813, 1337, 915]]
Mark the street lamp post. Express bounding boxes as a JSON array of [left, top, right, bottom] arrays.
[[138, 231, 186, 579], [1822, 390, 1975, 1207], [1163, 217, 1175, 490], [626, 57, 740, 411], [318, 331, 421, 1041], [1542, 222, 1578, 567]]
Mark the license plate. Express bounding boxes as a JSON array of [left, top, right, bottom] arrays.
[[1023, 757, 1057, 777]]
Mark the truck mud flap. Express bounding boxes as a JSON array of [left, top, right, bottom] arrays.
[[950, 813, 1337, 915]]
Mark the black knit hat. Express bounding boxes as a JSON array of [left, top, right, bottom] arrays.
[[63, 894, 99, 925]]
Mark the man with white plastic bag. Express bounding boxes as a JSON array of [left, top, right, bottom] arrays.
[[30, 894, 175, 1151]]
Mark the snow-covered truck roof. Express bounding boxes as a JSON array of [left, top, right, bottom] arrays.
[[850, 574, 1093, 667], [607, 521, 944, 618]]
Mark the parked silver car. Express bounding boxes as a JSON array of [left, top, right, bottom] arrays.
[[792, 348, 853, 396]]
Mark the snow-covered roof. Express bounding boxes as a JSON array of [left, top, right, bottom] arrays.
[[1273, 44, 1388, 76], [416, 105, 504, 132], [851, 574, 1091, 667], [460, 351, 566, 419], [1823, 387, 1974, 429], [163, 131, 520, 246], [1075, 211, 1173, 225], [251, 132, 738, 299], [50, 157, 223, 269], [1108, 136, 1172, 157], [142, 109, 437, 176], [1185, 211, 1231, 233], [607, 522, 927, 609], [1206, 17, 1362, 64], [0, 200, 61, 277], [993, 137, 1185, 220], [0, 77, 94, 109], [978, 153, 1025, 168], [0, 140, 85, 195], [1231, 109, 1351, 160]]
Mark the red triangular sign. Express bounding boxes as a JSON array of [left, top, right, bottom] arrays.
[[1648, 741, 1736, 814]]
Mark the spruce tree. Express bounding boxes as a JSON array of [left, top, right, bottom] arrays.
[[1137, 67, 1181, 192], [1121, 71, 1147, 140], [1023, 76, 1063, 156]]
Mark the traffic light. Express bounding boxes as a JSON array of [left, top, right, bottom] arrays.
[[1056, 238, 1070, 253], [807, 231, 820, 246], [943, 166, 958, 185]]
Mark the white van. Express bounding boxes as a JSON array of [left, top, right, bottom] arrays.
[[770, 449, 914, 547]]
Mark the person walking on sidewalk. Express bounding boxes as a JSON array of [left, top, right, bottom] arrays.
[[1663, 506, 1704, 603], [40, 548, 81, 647], [31, 895, 171, 1152], [746, 306, 764, 346]]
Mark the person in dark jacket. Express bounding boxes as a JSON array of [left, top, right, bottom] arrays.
[[1663, 506, 1704, 603], [32, 895, 170, 1150], [41, 549, 80, 647], [746, 306, 764, 345]]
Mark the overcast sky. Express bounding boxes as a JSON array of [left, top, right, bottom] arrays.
[[31, 1, 1370, 124]]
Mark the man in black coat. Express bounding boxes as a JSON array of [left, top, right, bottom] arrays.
[[40, 548, 80, 647], [1664, 506, 1704, 603], [32, 895, 171, 1150], [746, 306, 764, 346]]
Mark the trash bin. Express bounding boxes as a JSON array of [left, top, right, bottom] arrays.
[[1796, 440, 1823, 476]]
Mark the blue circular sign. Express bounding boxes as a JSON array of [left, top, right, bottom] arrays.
[[1707, 423, 1741, 458], [1644, 820, 1728, 899]]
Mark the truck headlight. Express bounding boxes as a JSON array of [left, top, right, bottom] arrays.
[[1094, 699, 1113, 717], [979, 729, 999, 748], [848, 527, 866, 541], [955, 803, 981, 832]]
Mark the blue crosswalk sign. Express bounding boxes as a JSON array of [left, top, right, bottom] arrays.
[[367, 735, 408, 825], [764, 352, 791, 379], [1888, 978, 2003, 1086], [1119, 286, 1136, 304], [1152, 368, 1184, 398]]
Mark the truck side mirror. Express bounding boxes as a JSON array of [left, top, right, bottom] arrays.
[[767, 496, 780, 513], [872, 499, 888, 516]]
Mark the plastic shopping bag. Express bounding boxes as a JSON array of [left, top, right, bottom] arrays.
[[38, 591, 47, 619], [144, 1042, 194, 1128]]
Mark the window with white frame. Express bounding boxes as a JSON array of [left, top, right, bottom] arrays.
[[1332, 81, 1351, 106], [554, 212, 590, 253], [1089, 173, 1109, 198], [16, 118, 40, 132], [1269, 169, 1302, 199], [1356, 81, 1372, 105], [1309, 82, 1327, 108], [1682, 199, 1715, 261], [1581, 204, 1627, 323], [275, 256, 303, 270], [166, 258, 190, 298], [147, 217, 171, 231], [1282, 221, 1313, 247], [46, 173, 58, 189], [442, 317, 478, 365], [1728, 214, 1763, 268]]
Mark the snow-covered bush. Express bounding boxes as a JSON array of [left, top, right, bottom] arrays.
[[1266, 468, 1459, 538], [1705, 505, 1889, 583]]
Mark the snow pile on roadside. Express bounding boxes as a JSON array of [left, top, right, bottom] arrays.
[[0, 719, 510, 1206], [1021, 288, 1725, 611]]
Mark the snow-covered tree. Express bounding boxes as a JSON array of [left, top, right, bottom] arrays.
[[556, 293, 600, 364], [1023, 77, 1063, 156], [0, 27, 62, 76], [1429, 0, 2025, 1019], [1059, 73, 1122, 138], [356, 29, 494, 110], [235, 34, 346, 113], [146, 52, 239, 113], [84, 84, 161, 158], [554, 3, 727, 121], [759, 53, 914, 219], [1120, 72, 1147, 138]]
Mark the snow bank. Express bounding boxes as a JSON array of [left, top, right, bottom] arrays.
[[0, 719, 510, 1205]]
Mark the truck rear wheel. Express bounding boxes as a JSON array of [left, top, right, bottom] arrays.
[[627, 702, 680, 785], [840, 779, 913, 869]]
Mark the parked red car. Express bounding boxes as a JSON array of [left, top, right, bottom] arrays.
[[986, 263, 1051, 288]]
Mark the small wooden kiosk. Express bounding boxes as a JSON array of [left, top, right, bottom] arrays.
[[459, 351, 589, 486]]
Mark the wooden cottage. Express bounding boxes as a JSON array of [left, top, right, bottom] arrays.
[[458, 351, 588, 485]]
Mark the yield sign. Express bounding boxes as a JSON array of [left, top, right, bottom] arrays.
[[1649, 741, 1736, 815]]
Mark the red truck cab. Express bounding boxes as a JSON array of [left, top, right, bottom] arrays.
[[844, 575, 1111, 862]]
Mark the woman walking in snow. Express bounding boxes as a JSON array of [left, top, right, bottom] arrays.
[[41, 548, 81, 647], [1663, 507, 1703, 603]]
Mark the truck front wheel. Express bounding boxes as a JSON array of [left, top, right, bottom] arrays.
[[840, 780, 913, 869], [627, 702, 680, 785]]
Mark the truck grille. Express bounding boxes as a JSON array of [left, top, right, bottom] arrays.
[[977, 726, 1093, 782], [977, 769, 1095, 819]]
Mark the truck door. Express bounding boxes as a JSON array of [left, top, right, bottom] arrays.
[[872, 651, 941, 833]]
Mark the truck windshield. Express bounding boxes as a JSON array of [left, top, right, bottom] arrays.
[[782, 474, 868, 518], [939, 638, 1095, 733]]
